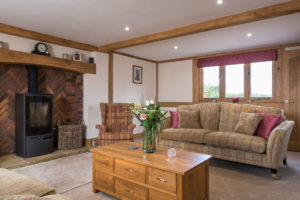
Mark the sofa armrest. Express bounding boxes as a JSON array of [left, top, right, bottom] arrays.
[[128, 124, 136, 132], [267, 120, 294, 169], [162, 118, 171, 129], [96, 124, 107, 133]]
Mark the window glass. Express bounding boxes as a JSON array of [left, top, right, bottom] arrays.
[[203, 66, 219, 98], [251, 61, 272, 98], [225, 64, 244, 98]]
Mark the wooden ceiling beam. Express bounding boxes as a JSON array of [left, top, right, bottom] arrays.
[[98, 1, 300, 52], [113, 51, 157, 63], [0, 22, 98, 51]]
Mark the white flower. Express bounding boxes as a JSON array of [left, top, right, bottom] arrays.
[[143, 107, 147, 110], [145, 100, 150, 106], [150, 99, 155, 105]]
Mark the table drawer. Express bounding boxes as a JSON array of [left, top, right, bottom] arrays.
[[149, 189, 177, 200], [94, 154, 113, 173], [115, 178, 147, 200], [148, 168, 176, 193], [95, 170, 114, 192], [115, 159, 146, 183]]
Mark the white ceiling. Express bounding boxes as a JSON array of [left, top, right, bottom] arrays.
[[0, 0, 299, 60], [0, 0, 289, 46], [119, 13, 300, 61]]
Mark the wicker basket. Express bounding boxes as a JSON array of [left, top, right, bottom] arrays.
[[57, 124, 83, 150]]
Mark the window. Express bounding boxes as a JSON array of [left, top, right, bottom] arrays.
[[203, 66, 219, 98], [251, 61, 272, 98], [225, 64, 244, 98]]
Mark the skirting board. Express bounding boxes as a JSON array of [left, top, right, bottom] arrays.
[[85, 132, 144, 146]]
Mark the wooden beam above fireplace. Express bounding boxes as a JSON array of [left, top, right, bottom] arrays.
[[0, 48, 96, 74]]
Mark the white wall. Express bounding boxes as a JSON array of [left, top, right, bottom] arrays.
[[158, 60, 193, 102], [0, 32, 108, 139], [113, 54, 157, 134], [83, 52, 108, 139]]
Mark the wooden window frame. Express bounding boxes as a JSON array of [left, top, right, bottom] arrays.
[[198, 61, 276, 103]]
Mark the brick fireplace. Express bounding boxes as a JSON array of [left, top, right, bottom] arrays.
[[0, 64, 83, 155]]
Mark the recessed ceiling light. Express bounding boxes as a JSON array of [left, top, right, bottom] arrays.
[[247, 33, 252, 37], [217, 0, 223, 5], [174, 46, 178, 50], [124, 26, 130, 31]]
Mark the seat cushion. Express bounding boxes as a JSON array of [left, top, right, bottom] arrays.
[[204, 131, 267, 153], [161, 128, 213, 144], [0, 168, 55, 197]]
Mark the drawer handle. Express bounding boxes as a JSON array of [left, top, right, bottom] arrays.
[[98, 160, 108, 166], [125, 168, 134, 173], [156, 177, 168, 182], [126, 189, 135, 194]]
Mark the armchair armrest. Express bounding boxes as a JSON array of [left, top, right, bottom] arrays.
[[128, 124, 136, 132], [96, 124, 107, 134], [267, 120, 294, 169]]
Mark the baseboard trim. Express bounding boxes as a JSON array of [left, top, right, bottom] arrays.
[[133, 132, 144, 139], [288, 141, 300, 152], [85, 137, 97, 147]]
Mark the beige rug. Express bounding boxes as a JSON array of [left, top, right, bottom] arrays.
[[13, 151, 300, 200]]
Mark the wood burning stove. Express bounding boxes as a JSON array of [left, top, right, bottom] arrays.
[[15, 66, 54, 157]]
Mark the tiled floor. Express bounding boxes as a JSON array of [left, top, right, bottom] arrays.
[[0, 146, 90, 169]]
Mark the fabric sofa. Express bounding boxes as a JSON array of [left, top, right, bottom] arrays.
[[0, 168, 71, 200], [159, 102, 294, 179]]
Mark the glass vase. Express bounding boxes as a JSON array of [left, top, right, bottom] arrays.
[[143, 126, 157, 153]]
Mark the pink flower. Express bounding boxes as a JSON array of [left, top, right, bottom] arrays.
[[138, 104, 142, 108], [140, 113, 147, 120]]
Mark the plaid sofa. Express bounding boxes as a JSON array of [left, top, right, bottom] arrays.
[[96, 103, 136, 146], [160, 103, 294, 178]]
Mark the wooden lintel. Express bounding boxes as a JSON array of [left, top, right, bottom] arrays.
[[98, 1, 300, 52], [0, 48, 96, 74], [0, 22, 98, 51]]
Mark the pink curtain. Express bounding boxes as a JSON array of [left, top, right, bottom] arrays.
[[197, 49, 277, 68]]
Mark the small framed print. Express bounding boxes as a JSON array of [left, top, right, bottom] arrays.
[[73, 51, 81, 61], [133, 65, 142, 84]]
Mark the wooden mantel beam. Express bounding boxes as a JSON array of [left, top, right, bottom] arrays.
[[0, 48, 96, 74], [98, 1, 300, 52], [0, 23, 98, 51]]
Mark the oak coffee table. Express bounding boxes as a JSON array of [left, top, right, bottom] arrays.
[[90, 141, 212, 200]]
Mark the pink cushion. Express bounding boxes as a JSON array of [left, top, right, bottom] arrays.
[[255, 110, 281, 140], [170, 110, 179, 128]]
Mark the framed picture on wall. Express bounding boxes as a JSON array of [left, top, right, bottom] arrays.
[[133, 65, 142, 84]]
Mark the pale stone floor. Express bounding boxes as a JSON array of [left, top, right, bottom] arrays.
[[0, 146, 90, 169]]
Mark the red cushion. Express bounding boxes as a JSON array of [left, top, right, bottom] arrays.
[[170, 110, 179, 128], [255, 110, 281, 140]]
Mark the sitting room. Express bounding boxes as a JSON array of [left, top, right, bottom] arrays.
[[0, 0, 300, 200]]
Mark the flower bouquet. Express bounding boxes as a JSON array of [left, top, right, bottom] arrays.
[[130, 99, 168, 153]]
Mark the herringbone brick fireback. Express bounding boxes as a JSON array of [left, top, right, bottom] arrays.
[[0, 64, 83, 155]]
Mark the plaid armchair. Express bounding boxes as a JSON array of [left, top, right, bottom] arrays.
[[96, 103, 136, 146]]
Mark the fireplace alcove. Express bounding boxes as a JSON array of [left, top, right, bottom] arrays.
[[0, 48, 92, 155]]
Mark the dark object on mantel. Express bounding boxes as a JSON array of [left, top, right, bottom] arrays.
[[32, 42, 50, 56], [16, 93, 54, 157]]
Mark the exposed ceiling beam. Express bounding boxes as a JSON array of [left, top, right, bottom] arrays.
[[98, 1, 300, 52], [0, 22, 98, 51], [113, 51, 157, 63]]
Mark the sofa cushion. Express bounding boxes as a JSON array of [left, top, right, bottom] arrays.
[[235, 112, 262, 135], [204, 131, 267, 153], [161, 128, 213, 144], [178, 110, 200, 129], [0, 168, 55, 197], [219, 103, 281, 132], [255, 110, 282, 140], [170, 110, 179, 128], [198, 103, 221, 131]]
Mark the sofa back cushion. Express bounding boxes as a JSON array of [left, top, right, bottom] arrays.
[[219, 103, 281, 132], [177, 103, 221, 131], [197, 103, 221, 131]]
